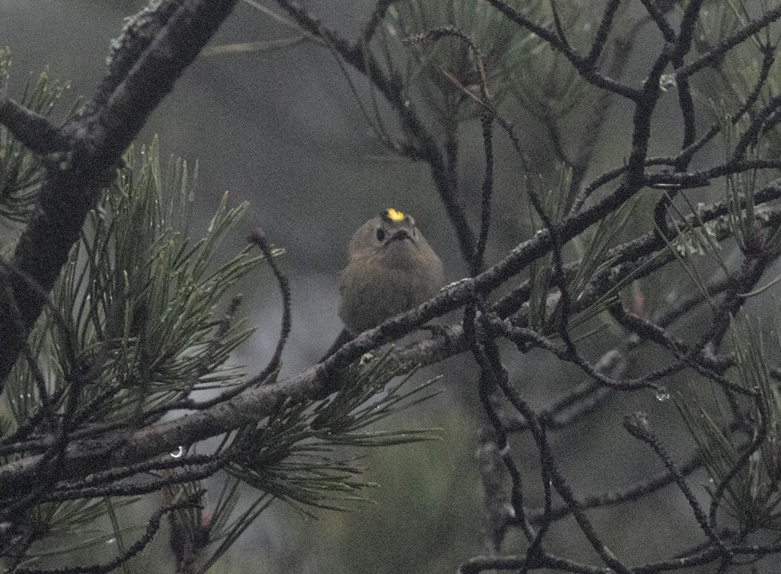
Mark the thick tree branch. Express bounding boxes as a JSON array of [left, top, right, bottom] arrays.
[[0, 0, 240, 387]]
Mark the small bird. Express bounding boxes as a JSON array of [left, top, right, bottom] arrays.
[[323, 208, 444, 359]]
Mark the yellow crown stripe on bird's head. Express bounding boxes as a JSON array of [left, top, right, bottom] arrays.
[[385, 208, 405, 222]]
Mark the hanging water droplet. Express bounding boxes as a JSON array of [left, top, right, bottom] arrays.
[[655, 387, 670, 402], [170, 446, 185, 458]]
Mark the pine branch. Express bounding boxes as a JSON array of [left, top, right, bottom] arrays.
[[0, 0, 241, 388]]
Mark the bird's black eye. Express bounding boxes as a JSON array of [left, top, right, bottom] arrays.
[[376, 228, 386, 242]]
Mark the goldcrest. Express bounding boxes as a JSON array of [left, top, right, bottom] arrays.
[[338, 208, 444, 334]]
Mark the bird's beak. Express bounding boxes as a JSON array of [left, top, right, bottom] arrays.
[[388, 229, 413, 243]]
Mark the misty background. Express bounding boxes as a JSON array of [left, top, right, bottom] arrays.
[[0, 2, 745, 572]]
